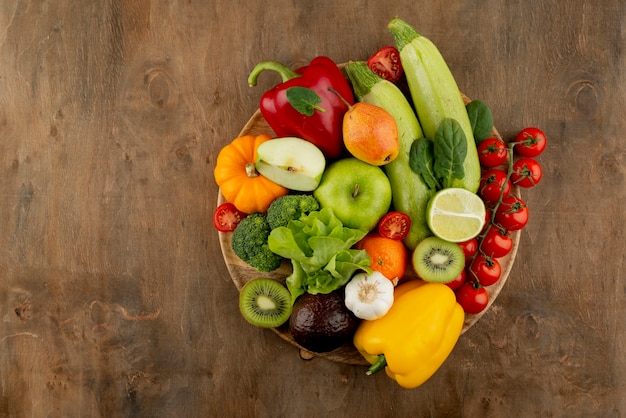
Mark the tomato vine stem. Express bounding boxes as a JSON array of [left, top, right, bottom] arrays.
[[467, 141, 517, 285]]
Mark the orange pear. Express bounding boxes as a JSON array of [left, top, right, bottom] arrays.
[[342, 101, 399, 166]]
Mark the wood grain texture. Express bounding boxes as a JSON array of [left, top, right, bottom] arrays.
[[0, 0, 624, 417]]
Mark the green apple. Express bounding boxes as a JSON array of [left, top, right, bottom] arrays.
[[255, 137, 326, 192], [313, 158, 392, 231]]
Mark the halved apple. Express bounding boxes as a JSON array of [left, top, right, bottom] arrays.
[[255, 137, 326, 191]]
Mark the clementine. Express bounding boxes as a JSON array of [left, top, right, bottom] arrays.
[[355, 233, 408, 283]]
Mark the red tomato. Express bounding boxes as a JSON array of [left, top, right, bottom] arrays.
[[511, 157, 543, 188], [367, 46, 404, 83], [479, 169, 512, 203], [458, 238, 478, 265], [456, 282, 489, 314], [477, 137, 509, 168], [446, 269, 467, 291], [481, 225, 513, 258], [213, 202, 247, 232], [469, 254, 502, 286], [495, 195, 529, 231], [514, 127, 547, 157], [482, 208, 493, 233], [377, 211, 411, 240]]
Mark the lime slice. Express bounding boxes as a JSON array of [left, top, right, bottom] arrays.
[[426, 188, 486, 243]]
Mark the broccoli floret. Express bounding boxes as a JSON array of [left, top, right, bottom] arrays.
[[266, 194, 320, 230], [231, 213, 282, 272]]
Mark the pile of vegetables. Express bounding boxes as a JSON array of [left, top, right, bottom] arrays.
[[213, 17, 546, 389]]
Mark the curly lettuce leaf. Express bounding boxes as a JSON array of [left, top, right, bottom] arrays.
[[267, 208, 371, 304]]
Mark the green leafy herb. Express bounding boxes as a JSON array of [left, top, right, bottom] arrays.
[[434, 118, 467, 189], [267, 208, 371, 305], [466, 100, 494, 143], [409, 119, 468, 190], [409, 138, 440, 190], [286, 87, 326, 116]]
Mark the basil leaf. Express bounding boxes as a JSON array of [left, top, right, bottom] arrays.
[[466, 100, 494, 143], [286, 87, 326, 116], [433, 118, 467, 189], [409, 137, 439, 190]]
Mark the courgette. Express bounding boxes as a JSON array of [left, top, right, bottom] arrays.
[[388, 17, 481, 193], [344, 61, 433, 249]]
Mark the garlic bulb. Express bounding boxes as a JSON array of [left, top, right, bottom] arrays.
[[344, 271, 395, 320]]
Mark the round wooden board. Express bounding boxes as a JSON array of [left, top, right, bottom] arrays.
[[217, 90, 520, 366]]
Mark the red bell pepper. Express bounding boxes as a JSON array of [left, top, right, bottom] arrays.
[[247, 56, 354, 159]]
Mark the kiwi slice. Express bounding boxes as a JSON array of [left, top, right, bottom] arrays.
[[239, 278, 292, 328], [412, 237, 465, 283]]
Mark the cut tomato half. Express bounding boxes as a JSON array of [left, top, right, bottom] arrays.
[[377, 211, 411, 241], [213, 202, 247, 232]]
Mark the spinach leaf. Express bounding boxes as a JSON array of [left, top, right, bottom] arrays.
[[409, 137, 439, 190], [286, 87, 326, 116], [466, 100, 494, 143], [433, 118, 467, 189]]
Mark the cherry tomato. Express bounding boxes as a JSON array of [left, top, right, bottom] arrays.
[[495, 195, 529, 231], [455, 282, 489, 314], [213, 202, 247, 232], [367, 46, 404, 83], [514, 127, 547, 157], [482, 208, 493, 233], [377, 211, 411, 241], [458, 238, 478, 265], [469, 254, 502, 286], [481, 225, 513, 258], [446, 269, 467, 291], [479, 169, 512, 203], [511, 157, 543, 188], [477, 137, 509, 168]]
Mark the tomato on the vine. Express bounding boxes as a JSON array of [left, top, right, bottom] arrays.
[[481, 225, 513, 258], [511, 157, 543, 188], [455, 282, 489, 314], [458, 238, 478, 266], [495, 195, 529, 231], [446, 269, 467, 291], [477, 137, 509, 168], [367, 46, 404, 83], [514, 127, 547, 157], [469, 254, 502, 286], [481, 207, 494, 234], [479, 169, 512, 203], [213, 202, 247, 232], [377, 211, 411, 240]]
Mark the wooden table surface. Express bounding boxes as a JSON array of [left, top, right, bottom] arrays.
[[1, 1, 624, 417]]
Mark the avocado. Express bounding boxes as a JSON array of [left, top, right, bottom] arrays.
[[288, 289, 359, 353]]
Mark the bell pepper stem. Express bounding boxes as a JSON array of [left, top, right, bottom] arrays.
[[366, 354, 387, 376], [248, 61, 301, 86]]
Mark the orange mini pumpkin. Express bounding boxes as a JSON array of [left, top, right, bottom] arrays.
[[214, 134, 288, 214]]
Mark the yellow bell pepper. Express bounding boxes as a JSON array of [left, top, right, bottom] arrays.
[[353, 280, 465, 389]]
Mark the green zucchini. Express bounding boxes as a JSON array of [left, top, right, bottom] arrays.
[[344, 61, 433, 249], [388, 17, 481, 193]]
